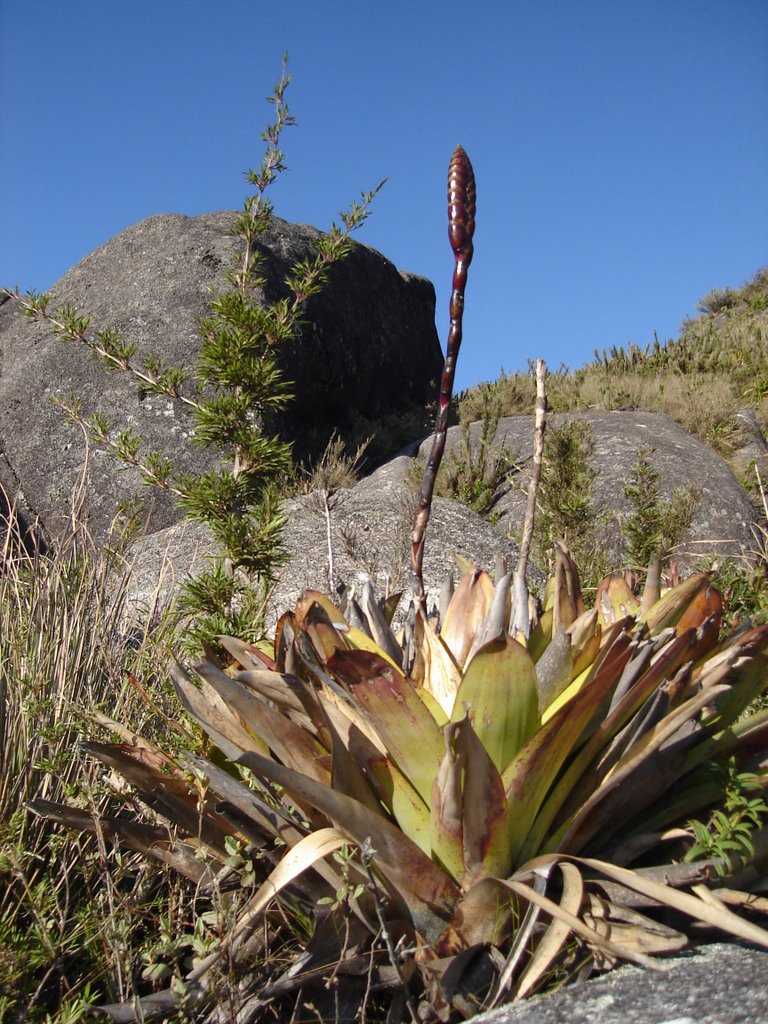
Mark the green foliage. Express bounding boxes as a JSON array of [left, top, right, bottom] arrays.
[[0, 505, 188, 1021], [622, 445, 699, 576], [534, 419, 607, 582], [6, 124, 768, 1020], [684, 758, 768, 877], [697, 286, 739, 314], [436, 382, 516, 515], [710, 558, 768, 631], [706, 464, 768, 632], [37, 553, 768, 1019]]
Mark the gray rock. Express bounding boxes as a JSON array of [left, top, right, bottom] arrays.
[[415, 411, 760, 572], [470, 942, 768, 1024], [732, 408, 768, 482], [125, 473, 546, 629], [0, 212, 441, 544]]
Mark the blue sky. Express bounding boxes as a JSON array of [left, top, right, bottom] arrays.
[[1, 1, 766, 392]]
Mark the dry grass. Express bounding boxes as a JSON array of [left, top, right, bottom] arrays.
[[0, 493, 186, 1021], [458, 267, 768, 462]]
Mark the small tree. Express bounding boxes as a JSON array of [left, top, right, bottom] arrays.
[[534, 418, 603, 578], [623, 445, 699, 578], [7, 57, 382, 649], [437, 382, 516, 516]]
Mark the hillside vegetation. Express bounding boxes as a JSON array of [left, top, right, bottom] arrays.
[[458, 267, 768, 462]]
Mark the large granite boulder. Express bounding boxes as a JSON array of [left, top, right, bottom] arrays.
[[0, 212, 442, 544], [415, 411, 760, 572]]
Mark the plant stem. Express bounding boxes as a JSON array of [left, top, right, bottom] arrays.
[[412, 146, 476, 611], [511, 359, 548, 635]]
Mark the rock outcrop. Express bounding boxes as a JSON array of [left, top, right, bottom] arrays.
[[416, 411, 759, 571], [125, 407, 759, 627], [0, 212, 442, 544], [2, 213, 761, 621], [470, 942, 768, 1024]]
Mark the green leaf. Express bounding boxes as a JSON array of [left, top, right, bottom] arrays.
[[237, 748, 459, 943], [503, 631, 631, 866], [451, 635, 539, 774], [455, 716, 512, 883], [327, 649, 444, 807], [192, 659, 330, 785]]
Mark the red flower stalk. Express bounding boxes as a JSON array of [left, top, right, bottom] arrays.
[[412, 146, 476, 611]]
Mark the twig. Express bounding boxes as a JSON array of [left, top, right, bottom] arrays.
[[322, 490, 335, 594], [360, 840, 420, 1024], [510, 359, 547, 636], [412, 146, 476, 612]]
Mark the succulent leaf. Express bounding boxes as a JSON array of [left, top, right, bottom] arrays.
[[440, 566, 494, 669], [430, 721, 466, 881], [641, 572, 713, 635], [451, 634, 539, 774], [504, 631, 634, 864], [596, 573, 640, 626], [412, 608, 462, 717], [534, 626, 574, 714], [327, 648, 444, 806], [237, 748, 459, 941], [455, 715, 512, 883], [193, 659, 330, 784], [439, 876, 518, 952], [553, 683, 731, 854]]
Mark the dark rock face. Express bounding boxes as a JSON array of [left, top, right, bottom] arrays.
[[418, 411, 759, 571], [0, 212, 442, 543]]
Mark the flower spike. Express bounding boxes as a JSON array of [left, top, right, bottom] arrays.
[[412, 146, 476, 610]]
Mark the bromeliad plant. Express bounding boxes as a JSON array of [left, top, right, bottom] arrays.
[[30, 148, 768, 1022]]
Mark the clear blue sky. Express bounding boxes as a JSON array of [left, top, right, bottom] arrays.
[[1, 1, 766, 392]]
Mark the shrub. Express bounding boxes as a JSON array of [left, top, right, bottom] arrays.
[[436, 383, 516, 516], [533, 418, 609, 584], [622, 445, 699, 577], [0, 491, 184, 1020], [697, 286, 739, 314]]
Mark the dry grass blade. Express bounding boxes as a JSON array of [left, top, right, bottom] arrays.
[[486, 871, 548, 1005], [230, 827, 351, 948], [576, 856, 768, 948], [702, 888, 768, 915], [513, 861, 584, 1001], [502, 875, 661, 970], [583, 894, 688, 960]]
